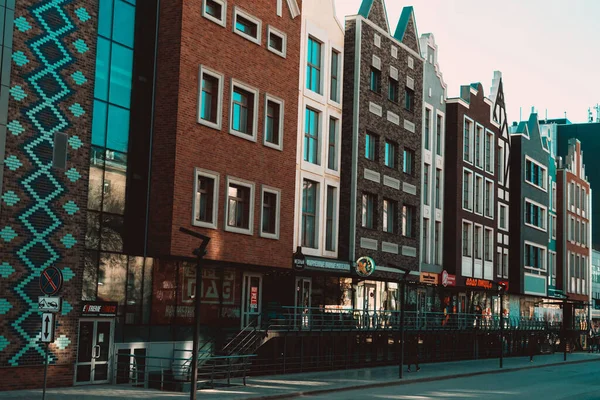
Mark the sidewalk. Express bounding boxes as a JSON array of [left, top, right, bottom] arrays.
[[1, 353, 599, 400]]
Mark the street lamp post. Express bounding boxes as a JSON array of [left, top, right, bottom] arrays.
[[180, 227, 211, 400], [497, 281, 506, 369]]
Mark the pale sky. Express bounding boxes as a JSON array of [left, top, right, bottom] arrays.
[[334, 0, 600, 123]]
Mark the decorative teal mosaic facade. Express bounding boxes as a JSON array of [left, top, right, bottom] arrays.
[[0, 0, 96, 370]]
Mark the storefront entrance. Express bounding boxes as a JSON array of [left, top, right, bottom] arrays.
[[295, 277, 312, 328], [241, 273, 263, 328], [75, 319, 114, 385]]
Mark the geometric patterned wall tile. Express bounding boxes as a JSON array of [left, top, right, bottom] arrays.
[[1, 191, 20, 207], [72, 39, 89, 54], [61, 267, 75, 282], [68, 136, 83, 150], [14, 16, 31, 32], [0, 226, 17, 242], [65, 168, 81, 182], [70, 71, 87, 86], [7, 120, 25, 136], [0, 336, 9, 352], [0, 299, 13, 315], [4, 155, 22, 171], [55, 335, 71, 350], [69, 103, 85, 117], [12, 51, 29, 67], [9, 85, 27, 101], [62, 201, 79, 215], [61, 234, 77, 249], [75, 8, 91, 22], [0, 263, 15, 278], [60, 300, 72, 316]]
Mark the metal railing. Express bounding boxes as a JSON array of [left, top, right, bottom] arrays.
[[267, 307, 571, 332]]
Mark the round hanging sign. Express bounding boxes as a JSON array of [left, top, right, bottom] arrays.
[[355, 256, 376, 278]]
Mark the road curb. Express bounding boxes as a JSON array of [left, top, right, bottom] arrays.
[[246, 357, 600, 400]]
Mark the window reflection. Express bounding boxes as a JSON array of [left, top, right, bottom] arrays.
[[102, 150, 127, 214], [101, 214, 124, 252], [107, 106, 130, 153], [126, 256, 144, 324], [97, 253, 128, 305], [88, 146, 105, 210], [83, 251, 99, 301], [86, 211, 101, 249]]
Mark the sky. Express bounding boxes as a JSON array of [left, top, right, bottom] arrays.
[[334, 0, 600, 124]]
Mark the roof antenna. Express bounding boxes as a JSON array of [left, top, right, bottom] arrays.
[[564, 111, 567, 119], [520, 107, 522, 121], [545, 109, 548, 121]]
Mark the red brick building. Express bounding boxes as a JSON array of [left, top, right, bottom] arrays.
[[557, 139, 591, 304]]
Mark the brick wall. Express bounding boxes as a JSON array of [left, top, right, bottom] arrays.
[[0, 0, 98, 389]]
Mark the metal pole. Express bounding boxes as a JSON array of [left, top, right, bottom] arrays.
[[399, 280, 405, 379], [42, 343, 49, 400], [190, 255, 202, 400], [499, 291, 503, 369], [563, 298, 567, 362]]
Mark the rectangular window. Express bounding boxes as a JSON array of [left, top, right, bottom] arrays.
[[403, 149, 414, 175], [503, 252, 508, 277], [306, 37, 322, 93], [264, 97, 283, 148], [576, 185, 580, 210], [525, 200, 546, 231], [423, 165, 430, 206], [194, 169, 219, 229], [525, 243, 546, 271], [496, 250, 502, 277], [233, 8, 261, 44], [365, 132, 377, 161], [327, 117, 338, 171], [462, 222, 472, 257], [325, 186, 337, 251], [261, 189, 280, 238], [463, 170, 473, 211], [303, 108, 320, 164], [498, 143, 505, 184], [388, 78, 398, 102], [404, 87, 414, 111], [226, 180, 253, 233], [552, 215, 557, 239], [383, 199, 397, 234], [475, 175, 483, 214], [198, 67, 223, 129], [330, 50, 340, 102], [463, 119, 472, 162], [485, 131, 494, 173], [474, 225, 482, 259], [552, 183, 557, 211], [302, 180, 318, 248], [422, 218, 429, 263], [267, 26, 287, 58], [203, 0, 226, 26], [402, 205, 415, 237], [436, 114, 443, 156], [424, 108, 431, 150], [434, 222, 441, 265], [435, 168, 441, 209], [499, 204, 508, 231], [484, 228, 493, 262], [362, 193, 376, 229], [230, 82, 257, 138], [384, 140, 396, 168], [484, 180, 493, 218], [475, 125, 483, 168], [370, 67, 381, 93], [525, 158, 547, 190], [576, 220, 580, 243]]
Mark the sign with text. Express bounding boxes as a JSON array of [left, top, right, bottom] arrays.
[[441, 270, 456, 287], [81, 301, 118, 317], [465, 278, 493, 290], [181, 267, 236, 305], [293, 247, 306, 271], [38, 296, 62, 313], [420, 272, 439, 285], [250, 286, 258, 309], [41, 313, 55, 343]]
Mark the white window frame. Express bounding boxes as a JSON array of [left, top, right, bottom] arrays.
[[192, 168, 220, 230], [233, 7, 262, 45], [202, 0, 227, 27], [328, 44, 343, 106], [325, 110, 341, 176], [260, 185, 281, 240], [474, 123, 484, 169], [224, 176, 255, 235], [551, 214, 557, 239], [484, 129, 494, 174], [391, 45, 398, 58], [498, 140, 505, 185], [524, 198, 547, 232], [463, 116, 474, 164], [299, 173, 321, 255], [524, 241, 547, 272], [552, 181, 557, 211], [267, 25, 287, 58], [462, 168, 473, 212], [229, 79, 259, 142], [524, 155, 548, 192], [263, 94, 284, 151], [484, 178, 494, 219], [435, 110, 445, 157], [323, 179, 339, 257], [474, 223, 483, 260], [484, 227, 494, 262], [549, 250, 557, 278], [474, 173, 484, 216], [462, 220, 473, 258], [498, 203, 508, 231], [197, 65, 224, 130]]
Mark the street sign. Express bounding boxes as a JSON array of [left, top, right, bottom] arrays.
[[38, 296, 62, 313], [39, 266, 63, 295], [292, 246, 306, 271], [355, 256, 376, 277], [41, 313, 55, 343]]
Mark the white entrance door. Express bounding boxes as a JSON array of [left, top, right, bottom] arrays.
[[75, 319, 114, 385], [294, 277, 312, 329], [241, 273, 263, 328]]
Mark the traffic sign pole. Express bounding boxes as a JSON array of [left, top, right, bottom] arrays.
[[42, 342, 49, 400]]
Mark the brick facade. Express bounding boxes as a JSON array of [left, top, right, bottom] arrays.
[[0, 0, 98, 389]]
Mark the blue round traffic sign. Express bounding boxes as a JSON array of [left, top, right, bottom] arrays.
[[39, 266, 63, 295]]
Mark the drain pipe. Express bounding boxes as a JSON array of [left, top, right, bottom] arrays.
[[143, 0, 161, 257]]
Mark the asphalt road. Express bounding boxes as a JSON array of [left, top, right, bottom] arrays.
[[307, 361, 600, 400]]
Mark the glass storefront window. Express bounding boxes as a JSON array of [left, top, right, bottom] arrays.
[[88, 146, 105, 210], [102, 150, 127, 213], [101, 214, 124, 252], [97, 253, 128, 305], [83, 251, 99, 300], [86, 212, 101, 249]]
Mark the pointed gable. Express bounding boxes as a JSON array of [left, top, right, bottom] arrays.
[[393, 7, 420, 54], [358, 0, 390, 32]]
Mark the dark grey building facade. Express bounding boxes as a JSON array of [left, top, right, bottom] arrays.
[[340, 0, 423, 274]]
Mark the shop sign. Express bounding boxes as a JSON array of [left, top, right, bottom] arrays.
[[306, 258, 351, 271], [81, 301, 118, 317], [441, 270, 456, 287], [420, 272, 439, 285], [292, 247, 306, 271], [465, 278, 493, 290], [355, 256, 376, 277], [250, 286, 258, 309], [499, 280, 509, 292], [181, 267, 236, 305]]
